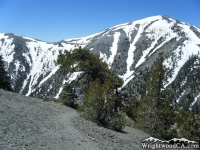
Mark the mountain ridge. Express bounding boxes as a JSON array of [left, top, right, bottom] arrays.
[[0, 15, 200, 112]]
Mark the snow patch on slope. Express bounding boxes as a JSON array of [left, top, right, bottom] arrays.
[[107, 32, 121, 66], [164, 39, 200, 88], [64, 31, 104, 48], [112, 16, 162, 32], [38, 66, 60, 87], [24, 40, 62, 96], [190, 94, 200, 109], [176, 90, 186, 103], [117, 16, 165, 86], [121, 21, 146, 86], [54, 72, 82, 99], [0, 33, 15, 64], [99, 51, 108, 62], [136, 18, 177, 68]]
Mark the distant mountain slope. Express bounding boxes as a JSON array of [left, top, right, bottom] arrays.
[[0, 15, 200, 111]]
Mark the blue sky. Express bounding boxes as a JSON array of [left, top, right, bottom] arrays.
[[0, 0, 200, 42]]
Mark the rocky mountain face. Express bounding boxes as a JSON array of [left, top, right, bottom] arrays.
[[0, 15, 200, 112]]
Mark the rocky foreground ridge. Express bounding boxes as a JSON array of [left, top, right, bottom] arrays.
[[0, 89, 149, 150]]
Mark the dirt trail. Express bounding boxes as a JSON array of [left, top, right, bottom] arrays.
[[0, 89, 148, 150]]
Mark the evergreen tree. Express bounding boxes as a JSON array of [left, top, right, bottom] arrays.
[[60, 82, 78, 108], [56, 48, 125, 131], [56, 47, 123, 99], [0, 55, 12, 91], [177, 111, 200, 143], [137, 53, 176, 139], [124, 96, 139, 123], [78, 79, 126, 131], [56, 47, 112, 90]]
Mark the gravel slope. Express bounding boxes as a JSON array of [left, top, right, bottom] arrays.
[[0, 89, 149, 150]]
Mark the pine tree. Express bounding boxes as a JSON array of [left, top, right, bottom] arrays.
[[56, 48, 125, 131], [60, 82, 78, 108], [0, 55, 12, 91], [56, 47, 123, 100], [137, 53, 176, 139], [178, 111, 200, 143], [124, 96, 139, 122], [78, 79, 125, 131], [56, 47, 115, 85]]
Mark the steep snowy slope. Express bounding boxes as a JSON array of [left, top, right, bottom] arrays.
[[0, 15, 200, 111], [0, 33, 100, 96]]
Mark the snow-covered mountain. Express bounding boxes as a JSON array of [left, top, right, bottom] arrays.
[[0, 15, 200, 111]]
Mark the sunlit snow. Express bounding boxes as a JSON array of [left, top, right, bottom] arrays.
[[190, 94, 200, 109], [107, 32, 121, 66], [54, 72, 82, 99]]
